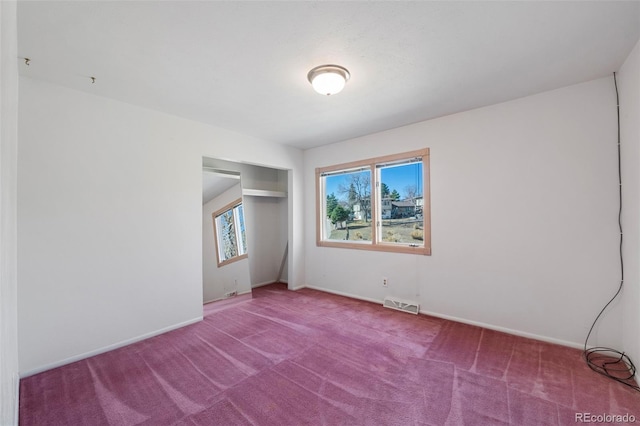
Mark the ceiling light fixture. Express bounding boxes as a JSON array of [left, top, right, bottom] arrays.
[[307, 64, 350, 96]]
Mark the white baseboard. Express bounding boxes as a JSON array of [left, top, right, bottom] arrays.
[[418, 308, 583, 349], [203, 289, 252, 305], [20, 316, 203, 378], [252, 280, 283, 289], [297, 285, 582, 350], [290, 284, 307, 291], [251, 281, 271, 288], [300, 284, 383, 305]]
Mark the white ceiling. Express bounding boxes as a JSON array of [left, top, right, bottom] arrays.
[[202, 171, 240, 205], [17, 1, 640, 150]]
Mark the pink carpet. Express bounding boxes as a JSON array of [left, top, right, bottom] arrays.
[[20, 284, 640, 425]]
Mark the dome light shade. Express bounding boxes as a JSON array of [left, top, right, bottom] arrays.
[[307, 64, 350, 96]]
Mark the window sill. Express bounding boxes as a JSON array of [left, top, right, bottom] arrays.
[[317, 240, 431, 255]]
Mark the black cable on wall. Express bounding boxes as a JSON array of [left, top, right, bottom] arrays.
[[582, 72, 639, 393]]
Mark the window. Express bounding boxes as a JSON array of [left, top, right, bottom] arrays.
[[316, 148, 430, 255], [212, 199, 248, 267]]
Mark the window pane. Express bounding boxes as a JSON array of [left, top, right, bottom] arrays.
[[219, 209, 237, 260], [316, 148, 430, 255], [323, 169, 372, 242], [378, 162, 424, 245], [235, 204, 247, 255], [213, 198, 249, 266]]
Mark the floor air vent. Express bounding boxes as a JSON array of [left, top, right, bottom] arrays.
[[383, 297, 419, 315]]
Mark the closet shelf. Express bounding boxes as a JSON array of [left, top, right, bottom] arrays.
[[242, 189, 287, 198]]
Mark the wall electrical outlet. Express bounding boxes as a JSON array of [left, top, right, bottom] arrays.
[[382, 277, 388, 287]]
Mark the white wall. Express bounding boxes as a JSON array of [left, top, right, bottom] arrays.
[[619, 39, 640, 366], [202, 183, 251, 303], [201, 159, 289, 288], [245, 195, 288, 286], [0, 2, 19, 424], [18, 77, 304, 375], [304, 77, 622, 348], [243, 168, 288, 286]]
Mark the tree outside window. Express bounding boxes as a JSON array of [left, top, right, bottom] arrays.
[[213, 199, 248, 267], [316, 148, 431, 255]]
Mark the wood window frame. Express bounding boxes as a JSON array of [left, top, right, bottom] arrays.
[[316, 148, 431, 255], [212, 198, 248, 267]]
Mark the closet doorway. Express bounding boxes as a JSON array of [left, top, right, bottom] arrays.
[[202, 157, 289, 306]]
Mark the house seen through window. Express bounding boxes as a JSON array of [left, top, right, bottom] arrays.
[[213, 199, 248, 267], [316, 148, 431, 255]]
